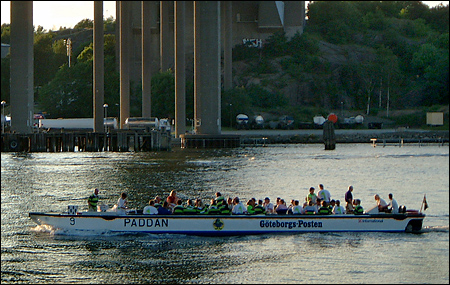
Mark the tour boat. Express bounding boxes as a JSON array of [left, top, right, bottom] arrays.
[[29, 205, 425, 236]]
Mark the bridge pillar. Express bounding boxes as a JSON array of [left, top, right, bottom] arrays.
[[120, 1, 131, 128], [93, 1, 105, 133], [175, 1, 186, 137], [194, 1, 221, 135], [160, 1, 171, 71], [142, 1, 152, 117], [10, 1, 34, 134], [223, 1, 233, 91]]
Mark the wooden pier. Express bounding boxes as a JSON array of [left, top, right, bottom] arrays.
[[1, 130, 171, 152], [180, 134, 241, 148]]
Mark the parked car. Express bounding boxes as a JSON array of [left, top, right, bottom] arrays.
[[277, 115, 295, 129]]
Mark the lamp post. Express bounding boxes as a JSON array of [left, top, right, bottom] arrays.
[[103, 103, 108, 133], [229, 103, 233, 128], [1, 101, 6, 134], [65, 38, 72, 67]]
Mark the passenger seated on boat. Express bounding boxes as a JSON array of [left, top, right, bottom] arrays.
[[263, 197, 274, 214], [328, 200, 335, 211], [318, 201, 331, 215], [194, 198, 205, 213], [232, 197, 246, 215], [387, 193, 399, 214], [374, 194, 389, 212], [172, 199, 185, 215], [332, 200, 346, 214], [246, 199, 256, 214], [206, 199, 221, 215], [290, 200, 303, 214], [226, 197, 234, 211], [275, 199, 288, 215], [157, 201, 172, 215], [215, 192, 225, 206], [218, 200, 231, 215], [154, 196, 162, 209], [254, 200, 266, 214], [183, 199, 198, 214], [304, 200, 317, 214], [116, 192, 128, 215], [143, 199, 159, 215], [354, 199, 364, 214], [287, 199, 295, 214]]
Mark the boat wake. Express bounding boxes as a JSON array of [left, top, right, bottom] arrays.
[[421, 225, 449, 233]]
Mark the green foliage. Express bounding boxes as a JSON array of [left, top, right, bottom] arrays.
[[232, 42, 260, 62], [74, 19, 94, 30], [150, 71, 175, 118], [1, 23, 10, 44], [262, 31, 288, 58], [104, 16, 116, 33]]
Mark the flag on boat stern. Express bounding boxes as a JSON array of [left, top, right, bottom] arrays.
[[423, 195, 429, 211]]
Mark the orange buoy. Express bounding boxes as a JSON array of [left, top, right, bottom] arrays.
[[327, 113, 338, 123]]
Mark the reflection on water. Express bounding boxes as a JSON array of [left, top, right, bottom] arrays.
[[1, 144, 449, 284]]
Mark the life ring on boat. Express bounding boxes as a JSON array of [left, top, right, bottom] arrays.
[[9, 139, 19, 150]]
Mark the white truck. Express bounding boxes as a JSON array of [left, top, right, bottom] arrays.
[[39, 118, 118, 131]]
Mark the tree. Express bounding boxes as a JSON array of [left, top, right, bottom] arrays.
[[74, 19, 94, 30]]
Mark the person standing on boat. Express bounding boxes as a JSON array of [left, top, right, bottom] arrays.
[[143, 199, 158, 215], [263, 197, 274, 214], [345, 186, 354, 213], [307, 187, 318, 206], [387, 193, 399, 214], [166, 190, 179, 209], [317, 184, 331, 204], [332, 200, 346, 214], [87, 188, 99, 212], [374, 194, 389, 212], [117, 192, 128, 215]]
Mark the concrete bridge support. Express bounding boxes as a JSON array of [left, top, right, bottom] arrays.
[[141, 1, 153, 117], [175, 1, 186, 137], [119, 1, 131, 128], [223, 1, 233, 91], [194, 1, 221, 135], [160, 1, 171, 71], [93, 1, 105, 132], [10, 1, 34, 134]]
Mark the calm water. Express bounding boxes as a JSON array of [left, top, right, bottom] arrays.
[[1, 144, 449, 284]]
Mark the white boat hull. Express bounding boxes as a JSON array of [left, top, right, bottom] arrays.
[[29, 212, 425, 236]]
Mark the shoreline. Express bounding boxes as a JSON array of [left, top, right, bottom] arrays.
[[221, 129, 449, 145]]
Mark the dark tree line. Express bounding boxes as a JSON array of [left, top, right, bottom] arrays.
[[1, 1, 448, 125]]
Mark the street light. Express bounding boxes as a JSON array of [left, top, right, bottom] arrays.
[[229, 103, 233, 128], [103, 103, 108, 133], [1, 101, 6, 134], [65, 38, 72, 67]]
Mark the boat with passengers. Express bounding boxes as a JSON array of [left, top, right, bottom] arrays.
[[29, 203, 425, 236]]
